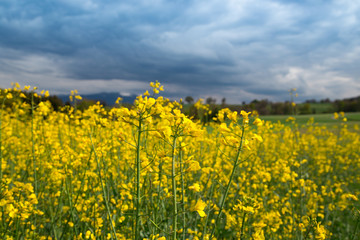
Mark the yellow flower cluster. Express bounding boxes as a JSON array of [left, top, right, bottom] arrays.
[[0, 83, 359, 240]]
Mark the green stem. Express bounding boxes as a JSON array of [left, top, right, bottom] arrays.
[[303, 221, 313, 240], [30, 93, 37, 194], [135, 118, 143, 240], [30, 92, 38, 238], [89, 133, 118, 240], [240, 212, 247, 240], [210, 126, 246, 239], [202, 181, 216, 240], [171, 136, 178, 240], [179, 149, 186, 240], [351, 214, 359, 240], [0, 95, 6, 180], [65, 169, 78, 237]]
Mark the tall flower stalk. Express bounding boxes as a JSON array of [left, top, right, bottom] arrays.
[[170, 135, 178, 240], [0, 90, 8, 180], [135, 116, 143, 240], [209, 124, 246, 239], [209, 109, 258, 239], [89, 132, 118, 240]]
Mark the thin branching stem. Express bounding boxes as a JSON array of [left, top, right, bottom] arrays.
[[135, 117, 143, 240], [89, 132, 118, 240], [171, 135, 178, 240], [210, 125, 246, 239]]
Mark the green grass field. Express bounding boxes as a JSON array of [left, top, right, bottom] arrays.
[[260, 112, 360, 128], [307, 103, 335, 114]]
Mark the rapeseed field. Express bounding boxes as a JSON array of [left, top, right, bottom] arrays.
[[0, 82, 359, 240]]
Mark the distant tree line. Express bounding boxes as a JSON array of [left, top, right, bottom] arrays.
[[333, 96, 360, 112], [1, 88, 359, 117], [183, 95, 360, 119]]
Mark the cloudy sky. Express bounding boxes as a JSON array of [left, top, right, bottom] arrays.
[[0, 0, 359, 103]]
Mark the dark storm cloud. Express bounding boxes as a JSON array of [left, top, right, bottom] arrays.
[[0, 0, 359, 102]]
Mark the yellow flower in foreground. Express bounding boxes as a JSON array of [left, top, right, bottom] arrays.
[[252, 229, 265, 240], [252, 134, 263, 142], [228, 111, 238, 123], [315, 222, 326, 240], [219, 123, 231, 133], [7, 204, 18, 218], [85, 230, 92, 239], [188, 183, 201, 192], [240, 110, 251, 124], [187, 161, 201, 172], [192, 199, 207, 217], [253, 118, 263, 126]]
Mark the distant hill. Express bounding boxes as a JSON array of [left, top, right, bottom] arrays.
[[58, 92, 137, 106]]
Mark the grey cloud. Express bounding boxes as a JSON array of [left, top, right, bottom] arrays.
[[0, 0, 359, 103]]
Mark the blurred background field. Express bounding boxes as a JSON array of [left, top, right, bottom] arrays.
[[260, 112, 360, 127]]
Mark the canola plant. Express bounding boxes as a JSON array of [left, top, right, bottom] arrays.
[[0, 82, 359, 240]]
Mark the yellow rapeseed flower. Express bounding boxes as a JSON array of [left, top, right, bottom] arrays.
[[188, 183, 201, 192], [315, 222, 326, 240], [192, 199, 207, 217]]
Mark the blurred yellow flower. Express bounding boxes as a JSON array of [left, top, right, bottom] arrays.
[[192, 199, 207, 217], [188, 183, 201, 192]]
